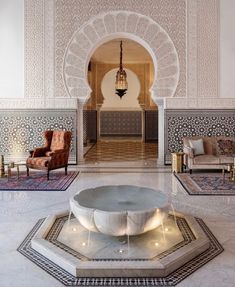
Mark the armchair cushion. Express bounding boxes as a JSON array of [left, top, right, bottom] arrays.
[[27, 157, 50, 167]]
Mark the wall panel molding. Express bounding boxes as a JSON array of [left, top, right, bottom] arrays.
[[0, 98, 77, 109], [165, 98, 235, 109]]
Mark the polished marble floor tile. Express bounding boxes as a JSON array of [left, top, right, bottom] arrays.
[[84, 140, 158, 162], [0, 167, 235, 286]]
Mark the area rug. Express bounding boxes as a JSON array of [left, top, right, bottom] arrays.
[[0, 171, 79, 191], [175, 172, 235, 196]]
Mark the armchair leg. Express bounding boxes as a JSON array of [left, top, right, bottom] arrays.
[[189, 169, 192, 174], [27, 166, 29, 176], [47, 170, 49, 180], [65, 166, 67, 175]]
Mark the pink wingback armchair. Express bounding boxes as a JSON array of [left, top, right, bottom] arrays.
[[26, 130, 72, 180]]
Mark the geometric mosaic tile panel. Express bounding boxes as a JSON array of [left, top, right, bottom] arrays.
[[100, 111, 142, 136], [83, 110, 97, 144], [17, 215, 223, 286], [0, 110, 77, 163], [145, 110, 158, 142], [165, 109, 235, 163]]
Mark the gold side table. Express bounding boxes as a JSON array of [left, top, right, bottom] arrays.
[[222, 164, 235, 183], [7, 162, 20, 180], [171, 152, 184, 173]]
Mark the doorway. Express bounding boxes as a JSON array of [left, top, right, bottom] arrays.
[[83, 38, 158, 164]]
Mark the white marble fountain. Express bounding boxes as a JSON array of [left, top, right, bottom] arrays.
[[31, 185, 213, 277], [70, 185, 169, 236]]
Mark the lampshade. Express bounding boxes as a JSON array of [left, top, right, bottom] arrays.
[[115, 41, 128, 99]]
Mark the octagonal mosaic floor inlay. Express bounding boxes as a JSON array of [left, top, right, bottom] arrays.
[[17, 212, 223, 286]]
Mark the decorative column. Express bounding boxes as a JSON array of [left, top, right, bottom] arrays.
[[153, 98, 165, 165], [77, 99, 86, 163], [96, 104, 102, 140], [140, 104, 146, 143]]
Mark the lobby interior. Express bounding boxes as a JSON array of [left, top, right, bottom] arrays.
[[0, 0, 235, 286]]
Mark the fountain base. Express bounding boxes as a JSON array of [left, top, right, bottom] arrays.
[[27, 210, 217, 278]]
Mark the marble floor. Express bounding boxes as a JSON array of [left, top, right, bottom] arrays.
[[0, 165, 235, 286], [84, 139, 158, 162]]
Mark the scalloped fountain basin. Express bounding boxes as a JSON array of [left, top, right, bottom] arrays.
[[70, 185, 169, 236]]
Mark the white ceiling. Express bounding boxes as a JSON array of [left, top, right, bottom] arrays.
[[91, 38, 153, 63]]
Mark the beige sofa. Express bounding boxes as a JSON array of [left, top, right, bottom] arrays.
[[183, 136, 235, 173]]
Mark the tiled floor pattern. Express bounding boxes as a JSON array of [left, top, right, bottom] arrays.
[[84, 140, 158, 162], [1, 169, 235, 287], [17, 215, 223, 286]]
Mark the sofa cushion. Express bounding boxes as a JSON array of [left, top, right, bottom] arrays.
[[217, 139, 234, 156], [218, 155, 234, 164], [189, 138, 205, 155], [193, 155, 220, 165]]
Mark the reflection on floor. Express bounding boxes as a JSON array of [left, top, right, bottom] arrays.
[[1, 169, 235, 287], [84, 138, 158, 162]]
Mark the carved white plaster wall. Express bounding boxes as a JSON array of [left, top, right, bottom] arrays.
[[24, 0, 45, 98], [20, 0, 220, 109], [63, 11, 180, 103], [55, 0, 186, 100]]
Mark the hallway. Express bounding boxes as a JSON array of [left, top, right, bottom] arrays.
[[84, 138, 158, 163]]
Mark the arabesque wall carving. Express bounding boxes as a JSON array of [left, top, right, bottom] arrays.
[[63, 10, 180, 102]]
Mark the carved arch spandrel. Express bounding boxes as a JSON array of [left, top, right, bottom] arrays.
[[63, 11, 180, 103]]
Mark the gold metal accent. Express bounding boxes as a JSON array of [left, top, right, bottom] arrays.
[[0, 155, 6, 178], [115, 41, 128, 99], [171, 152, 184, 173]]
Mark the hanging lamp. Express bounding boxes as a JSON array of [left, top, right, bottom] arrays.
[[115, 41, 128, 99]]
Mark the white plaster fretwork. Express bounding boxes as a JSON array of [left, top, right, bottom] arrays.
[[54, 0, 186, 100], [187, 0, 197, 99], [25, 0, 45, 98], [77, 100, 85, 162], [44, 0, 55, 99], [187, 0, 219, 99], [197, 0, 219, 98], [63, 11, 180, 102]]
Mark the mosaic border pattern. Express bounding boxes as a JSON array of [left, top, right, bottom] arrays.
[[0, 109, 77, 163], [44, 214, 196, 262], [164, 109, 235, 163], [17, 216, 223, 286]]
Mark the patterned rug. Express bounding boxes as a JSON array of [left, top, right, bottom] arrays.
[[175, 172, 235, 195], [0, 171, 79, 191]]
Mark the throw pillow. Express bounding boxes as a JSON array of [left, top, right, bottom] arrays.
[[188, 139, 205, 155], [217, 139, 234, 156]]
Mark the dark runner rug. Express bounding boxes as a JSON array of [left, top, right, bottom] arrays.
[[0, 171, 79, 191], [175, 172, 235, 195]]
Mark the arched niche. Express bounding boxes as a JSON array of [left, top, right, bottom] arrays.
[[63, 11, 180, 163], [63, 11, 179, 104]]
